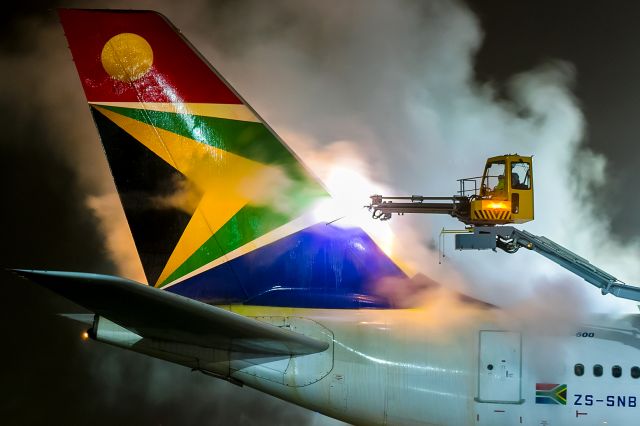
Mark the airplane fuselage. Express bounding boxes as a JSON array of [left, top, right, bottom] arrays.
[[103, 305, 640, 425]]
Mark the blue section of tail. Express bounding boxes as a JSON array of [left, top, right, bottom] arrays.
[[165, 223, 405, 308]]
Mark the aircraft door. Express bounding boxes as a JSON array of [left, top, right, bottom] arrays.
[[476, 330, 523, 404]]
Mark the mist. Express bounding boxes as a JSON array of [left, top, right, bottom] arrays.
[[43, 0, 638, 308], [170, 0, 640, 312], [4, 0, 640, 425]]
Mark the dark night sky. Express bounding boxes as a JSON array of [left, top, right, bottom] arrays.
[[470, 1, 640, 240], [2, 1, 640, 424]]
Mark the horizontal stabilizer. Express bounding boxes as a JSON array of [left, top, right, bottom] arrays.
[[13, 270, 328, 355], [58, 313, 94, 326]]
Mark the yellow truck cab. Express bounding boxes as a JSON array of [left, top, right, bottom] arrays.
[[471, 154, 534, 225]]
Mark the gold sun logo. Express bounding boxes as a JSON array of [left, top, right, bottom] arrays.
[[101, 33, 153, 82]]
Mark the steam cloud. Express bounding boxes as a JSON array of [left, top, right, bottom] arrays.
[[87, 193, 147, 283], [6, 0, 640, 424], [177, 0, 640, 312]]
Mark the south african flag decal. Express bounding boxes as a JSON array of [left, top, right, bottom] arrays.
[[536, 383, 567, 405]]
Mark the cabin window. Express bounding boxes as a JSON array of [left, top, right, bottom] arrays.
[[631, 366, 640, 379], [482, 161, 506, 194], [593, 364, 603, 377], [510, 162, 531, 190], [574, 363, 584, 376], [612, 365, 622, 378]]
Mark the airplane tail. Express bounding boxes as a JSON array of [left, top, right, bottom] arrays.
[[60, 9, 405, 308]]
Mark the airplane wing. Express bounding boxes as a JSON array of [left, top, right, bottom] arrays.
[[13, 269, 328, 356]]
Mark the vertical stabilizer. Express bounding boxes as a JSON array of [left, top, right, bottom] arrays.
[[60, 9, 405, 308]]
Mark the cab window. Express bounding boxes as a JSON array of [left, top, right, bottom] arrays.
[[482, 161, 506, 194], [511, 162, 531, 190]]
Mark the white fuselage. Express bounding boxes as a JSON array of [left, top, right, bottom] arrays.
[[100, 305, 640, 425], [224, 307, 640, 426]]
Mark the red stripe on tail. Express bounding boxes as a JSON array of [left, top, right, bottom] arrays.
[[58, 9, 241, 104]]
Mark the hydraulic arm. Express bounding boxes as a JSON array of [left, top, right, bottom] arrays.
[[368, 195, 468, 221], [458, 226, 640, 302]]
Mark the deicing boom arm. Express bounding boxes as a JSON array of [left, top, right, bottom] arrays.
[[367, 195, 465, 221], [508, 228, 640, 302], [458, 226, 640, 303]]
